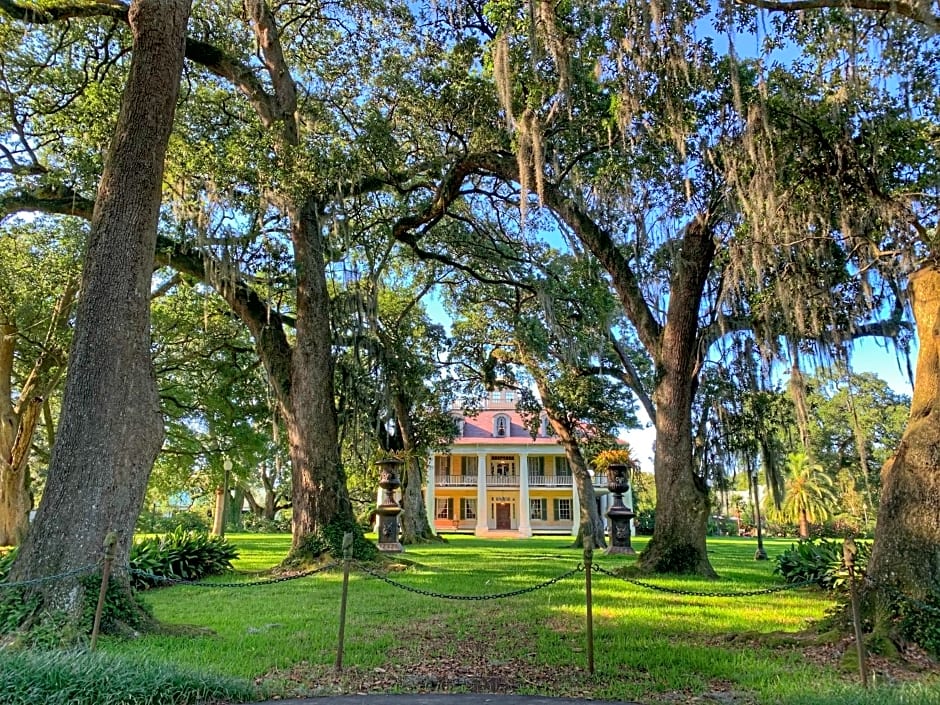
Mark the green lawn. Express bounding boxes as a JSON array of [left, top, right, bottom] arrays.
[[102, 534, 939, 704]]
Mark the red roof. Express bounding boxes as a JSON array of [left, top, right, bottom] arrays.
[[453, 408, 559, 445]]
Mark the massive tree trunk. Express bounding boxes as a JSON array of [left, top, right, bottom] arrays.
[[8, 0, 191, 616], [175, 192, 356, 549], [392, 393, 438, 544], [284, 199, 355, 546], [867, 267, 940, 600], [233, 1, 356, 552], [636, 216, 717, 576]]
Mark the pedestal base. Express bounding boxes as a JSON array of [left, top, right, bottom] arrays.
[[605, 545, 637, 556]]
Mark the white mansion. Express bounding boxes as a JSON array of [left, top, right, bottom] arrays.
[[424, 390, 626, 537]]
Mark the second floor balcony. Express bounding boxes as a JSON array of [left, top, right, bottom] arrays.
[[527, 474, 607, 487], [434, 473, 609, 489]]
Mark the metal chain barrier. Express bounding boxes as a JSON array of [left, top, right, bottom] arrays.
[[0, 561, 102, 591], [122, 561, 341, 588], [592, 563, 816, 597], [352, 560, 582, 600]]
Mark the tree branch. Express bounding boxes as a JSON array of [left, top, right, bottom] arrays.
[[736, 0, 939, 28], [0, 0, 128, 23], [610, 333, 657, 424], [242, 0, 297, 134], [1, 186, 94, 220]]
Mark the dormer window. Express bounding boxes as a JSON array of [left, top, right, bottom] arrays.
[[457, 418, 465, 437], [539, 414, 549, 437], [493, 414, 510, 437]]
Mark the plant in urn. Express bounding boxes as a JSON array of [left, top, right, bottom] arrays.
[[595, 449, 637, 555]]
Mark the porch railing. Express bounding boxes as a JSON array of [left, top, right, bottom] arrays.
[[527, 474, 608, 488], [528, 474, 572, 487], [485, 474, 520, 487], [435, 474, 478, 487]]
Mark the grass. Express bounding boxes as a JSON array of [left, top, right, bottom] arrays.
[[0, 648, 255, 705], [92, 533, 940, 705]]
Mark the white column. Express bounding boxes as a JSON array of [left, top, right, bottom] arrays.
[[475, 452, 487, 535], [571, 482, 581, 536], [519, 453, 532, 537], [425, 455, 437, 535]]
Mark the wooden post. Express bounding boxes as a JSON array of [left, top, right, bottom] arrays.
[[844, 537, 869, 688], [335, 532, 354, 670], [583, 534, 595, 675], [90, 532, 118, 650]]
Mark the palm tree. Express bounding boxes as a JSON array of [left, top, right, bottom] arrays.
[[767, 452, 837, 539]]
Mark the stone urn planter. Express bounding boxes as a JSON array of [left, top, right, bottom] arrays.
[[375, 457, 404, 553], [605, 463, 636, 555]]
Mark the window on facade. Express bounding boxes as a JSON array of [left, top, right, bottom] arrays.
[[461, 498, 477, 520], [555, 456, 571, 476], [435, 456, 450, 476], [460, 455, 476, 476], [435, 498, 453, 519], [491, 390, 501, 402], [528, 456, 544, 476], [530, 498, 546, 520], [554, 498, 572, 521]]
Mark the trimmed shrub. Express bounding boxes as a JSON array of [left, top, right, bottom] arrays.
[[2, 532, 236, 591], [241, 513, 291, 533], [773, 538, 870, 590], [130, 528, 238, 589]]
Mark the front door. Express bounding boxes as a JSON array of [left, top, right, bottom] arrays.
[[495, 502, 511, 530]]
